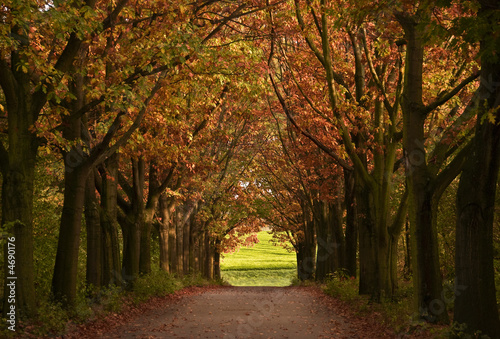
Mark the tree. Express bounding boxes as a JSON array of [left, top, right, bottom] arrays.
[[454, 0, 500, 336], [49, 0, 272, 305], [396, 1, 479, 323], [268, 0, 409, 299], [0, 0, 103, 317]]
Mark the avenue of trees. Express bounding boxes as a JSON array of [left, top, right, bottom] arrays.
[[0, 0, 499, 337]]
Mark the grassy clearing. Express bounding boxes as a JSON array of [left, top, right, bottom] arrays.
[[221, 231, 297, 286]]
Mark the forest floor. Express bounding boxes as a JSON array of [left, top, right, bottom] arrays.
[[62, 285, 406, 339]]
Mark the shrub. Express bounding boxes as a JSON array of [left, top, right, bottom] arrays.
[[133, 271, 182, 302]]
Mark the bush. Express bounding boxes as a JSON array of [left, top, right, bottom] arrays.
[[132, 271, 182, 302], [448, 322, 492, 339], [31, 299, 69, 337]]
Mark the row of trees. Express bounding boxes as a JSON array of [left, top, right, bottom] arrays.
[[262, 0, 499, 336], [0, 0, 270, 315], [0, 0, 499, 337]]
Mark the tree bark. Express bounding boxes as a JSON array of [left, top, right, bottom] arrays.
[[344, 169, 358, 278], [158, 193, 171, 272], [183, 214, 191, 275], [168, 207, 178, 274], [121, 158, 144, 287], [100, 154, 122, 287], [85, 169, 102, 288], [314, 200, 329, 281], [357, 182, 379, 298], [52, 161, 90, 305], [176, 208, 184, 276]]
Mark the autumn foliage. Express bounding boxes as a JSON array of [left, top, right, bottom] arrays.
[[0, 0, 499, 337]]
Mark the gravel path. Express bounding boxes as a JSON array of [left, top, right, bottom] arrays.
[[96, 286, 363, 339]]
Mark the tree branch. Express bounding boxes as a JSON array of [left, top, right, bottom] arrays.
[[432, 141, 473, 202], [424, 71, 480, 116], [269, 74, 353, 171]]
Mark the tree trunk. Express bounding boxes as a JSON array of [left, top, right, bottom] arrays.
[[176, 209, 184, 276], [140, 164, 161, 275], [158, 194, 170, 272], [314, 201, 329, 282], [168, 208, 178, 274], [139, 218, 152, 275], [330, 199, 346, 273], [52, 161, 90, 305], [213, 238, 221, 280], [189, 218, 197, 274], [357, 183, 379, 298], [454, 3, 500, 334], [198, 230, 205, 277], [183, 214, 191, 275], [344, 169, 358, 278], [85, 169, 101, 288], [1, 45, 39, 318], [1, 155, 37, 318], [399, 14, 449, 323], [100, 155, 122, 287], [204, 230, 213, 279], [121, 158, 144, 287]]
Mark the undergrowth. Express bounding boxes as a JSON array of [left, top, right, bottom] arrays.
[[322, 276, 452, 338]]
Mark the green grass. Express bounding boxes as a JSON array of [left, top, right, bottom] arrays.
[[221, 231, 297, 286]]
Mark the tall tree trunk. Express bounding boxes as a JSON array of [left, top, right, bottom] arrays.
[[454, 2, 500, 335], [189, 218, 197, 274], [204, 230, 213, 279], [158, 194, 171, 272], [387, 190, 409, 296], [398, 14, 449, 323], [140, 164, 161, 275], [1, 34, 39, 317], [85, 169, 102, 288], [52, 73, 91, 305], [121, 158, 144, 287], [298, 204, 315, 280], [176, 208, 184, 276], [344, 169, 358, 278], [183, 215, 191, 275], [52, 162, 90, 305], [1, 139, 37, 318], [213, 238, 221, 280], [198, 230, 206, 277], [330, 199, 346, 273], [357, 182, 379, 298], [139, 218, 152, 275], [168, 207, 178, 274], [100, 154, 122, 287], [315, 200, 329, 282]]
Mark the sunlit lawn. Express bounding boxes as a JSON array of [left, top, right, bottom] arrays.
[[221, 231, 297, 286]]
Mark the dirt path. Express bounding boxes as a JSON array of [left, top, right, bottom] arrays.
[[92, 286, 358, 339], [68, 286, 397, 339]]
